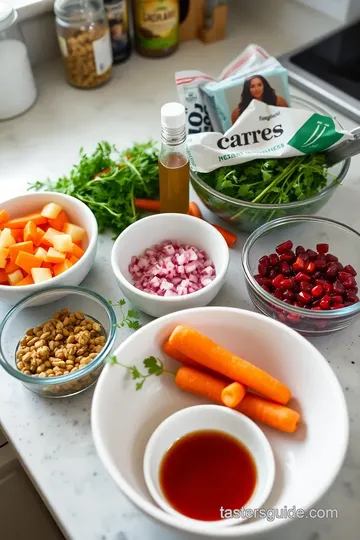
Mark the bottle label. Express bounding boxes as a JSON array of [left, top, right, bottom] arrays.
[[104, 1, 130, 56], [135, 0, 179, 50], [92, 32, 113, 75]]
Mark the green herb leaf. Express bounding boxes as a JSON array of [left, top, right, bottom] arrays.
[[107, 355, 176, 390], [111, 298, 142, 331]]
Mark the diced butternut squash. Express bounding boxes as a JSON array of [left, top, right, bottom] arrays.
[[0, 248, 9, 268], [68, 255, 79, 265], [0, 268, 7, 283], [1, 212, 47, 229], [9, 241, 33, 262], [48, 210, 68, 231], [52, 234, 72, 253], [0, 209, 9, 224], [31, 267, 52, 284], [8, 269, 24, 285], [41, 227, 64, 247], [24, 220, 37, 243], [4, 260, 19, 274], [53, 259, 73, 277], [34, 227, 45, 246], [15, 275, 34, 286], [15, 251, 42, 275], [62, 223, 86, 243], [42, 262, 53, 271], [34, 247, 47, 261], [11, 229, 24, 242], [71, 243, 85, 259], [0, 228, 16, 248], [45, 247, 65, 264], [41, 203, 62, 220]]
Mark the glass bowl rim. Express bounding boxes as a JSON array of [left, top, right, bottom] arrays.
[[190, 96, 350, 211], [241, 215, 360, 319], [0, 285, 117, 385]]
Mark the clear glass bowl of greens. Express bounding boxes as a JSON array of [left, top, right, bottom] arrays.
[[190, 97, 350, 232]]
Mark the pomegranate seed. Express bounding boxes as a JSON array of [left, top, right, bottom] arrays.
[[315, 279, 327, 287], [297, 291, 311, 304], [311, 285, 323, 298], [326, 264, 338, 279], [280, 262, 291, 276], [292, 257, 306, 272], [306, 249, 318, 261], [276, 240, 293, 255], [344, 301, 354, 306], [331, 304, 345, 310], [295, 245, 305, 256], [257, 277, 273, 287], [344, 264, 357, 276], [269, 253, 280, 266], [345, 290, 358, 302], [334, 261, 344, 271], [293, 302, 304, 308], [324, 282, 333, 294], [320, 295, 331, 309], [300, 281, 312, 293], [262, 285, 270, 293], [281, 278, 295, 289], [313, 271, 323, 280], [259, 255, 270, 267], [338, 271, 351, 282], [283, 289, 295, 300], [333, 280, 345, 295], [343, 276, 357, 289], [287, 313, 301, 322], [312, 299, 321, 307], [272, 274, 285, 288], [280, 251, 295, 263], [294, 272, 311, 282], [316, 243, 329, 254], [282, 298, 293, 305], [314, 259, 327, 270], [305, 262, 315, 274], [331, 295, 344, 304], [273, 289, 284, 300], [254, 274, 262, 283], [300, 252, 310, 261], [311, 307, 322, 311], [268, 268, 278, 279], [326, 253, 338, 263], [258, 264, 267, 277]]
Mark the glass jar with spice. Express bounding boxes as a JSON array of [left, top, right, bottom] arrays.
[[133, 0, 179, 58], [54, 0, 113, 89]]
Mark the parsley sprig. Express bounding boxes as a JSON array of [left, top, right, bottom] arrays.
[[107, 355, 176, 390], [109, 299, 141, 330]]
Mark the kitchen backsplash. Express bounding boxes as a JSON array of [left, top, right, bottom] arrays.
[[22, 13, 59, 66]]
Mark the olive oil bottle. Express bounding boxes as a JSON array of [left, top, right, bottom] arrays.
[[159, 102, 189, 214]]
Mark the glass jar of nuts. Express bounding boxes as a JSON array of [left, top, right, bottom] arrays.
[[54, 0, 113, 89]]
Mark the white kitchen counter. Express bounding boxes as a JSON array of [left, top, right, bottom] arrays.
[[1, 1, 359, 539]]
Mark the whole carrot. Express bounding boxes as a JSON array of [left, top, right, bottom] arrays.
[[221, 382, 246, 408], [169, 325, 291, 405], [135, 199, 161, 212], [175, 365, 300, 433], [211, 224, 237, 248], [163, 339, 224, 377], [188, 202, 203, 219]]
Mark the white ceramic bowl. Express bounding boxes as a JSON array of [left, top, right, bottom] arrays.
[[143, 405, 275, 529], [0, 192, 98, 306], [92, 307, 349, 539], [111, 213, 229, 318]]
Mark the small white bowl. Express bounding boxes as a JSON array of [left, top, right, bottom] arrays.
[[143, 404, 275, 529], [0, 192, 98, 306], [111, 213, 229, 318]]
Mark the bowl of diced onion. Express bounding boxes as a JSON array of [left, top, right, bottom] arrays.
[[111, 213, 229, 318]]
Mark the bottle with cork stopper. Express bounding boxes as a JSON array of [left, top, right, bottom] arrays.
[[159, 102, 190, 214]]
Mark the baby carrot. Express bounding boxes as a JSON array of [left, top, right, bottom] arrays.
[[221, 382, 246, 408], [163, 339, 223, 377], [169, 325, 291, 405], [211, 224, 237, 247], [175, 365, 227, 405], [135, 199, 161, 212], [189, 202, 203, 219], [0, 210, 9, 224]]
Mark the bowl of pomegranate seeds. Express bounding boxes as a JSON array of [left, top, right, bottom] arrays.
[[242, 216, 360, 335], [111, 214, 229, 317]]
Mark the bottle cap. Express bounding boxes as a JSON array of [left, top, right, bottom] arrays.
[[161, 102, 185, 129]]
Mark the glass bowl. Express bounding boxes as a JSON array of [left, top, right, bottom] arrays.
[[242, 216, 360, 336], [190, 97, 350, 232], [0, 286, 117, 397]]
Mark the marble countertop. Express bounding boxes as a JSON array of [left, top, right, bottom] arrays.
[[1, 2, 359, 539]]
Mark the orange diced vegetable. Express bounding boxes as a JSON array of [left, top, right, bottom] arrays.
[[41, 227, 64, 247], [0, 228, 16, 248], [1, 212, 47, 229], [41, 202, 62, 220], [15, 275, 34, 286], [5, 260, 19, 274], [11, 229, 24, 242], [0, 269, 7, 283], [31, 267, 52, 283], [42, 261, 53, 271], [15, 251, 42, 275], [0, 209, 9, 224], [221, 382, 246, 408], [62, 223, 86, 243], [169, 325, 291, 405], [34, 247, 47, 261], [24, 220, 37, 243], [34, 227, 45, 246], [45, 247, 65, 264], [68, 255, 79, 265], [52, 234, 73, 253], [71, 244, 85, 259], [53, 259, 73, 276], [8, 269, 24, 286], [48, 210, 68, 231], [9, 241, 33, 262], [0, 248, 9, 268]]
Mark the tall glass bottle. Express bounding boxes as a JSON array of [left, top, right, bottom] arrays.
[[159, 102, 190, 214]]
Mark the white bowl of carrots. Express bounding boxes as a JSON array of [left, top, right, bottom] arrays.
[[0, 192, 98, 305], [92, 306, 349, 538]]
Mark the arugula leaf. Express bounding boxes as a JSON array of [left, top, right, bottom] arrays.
[[107, 355, 176, 390]]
